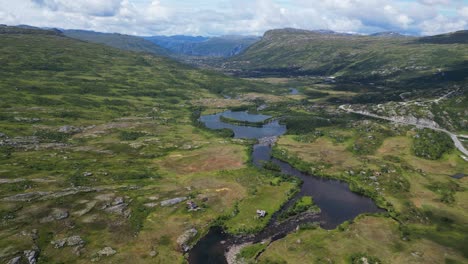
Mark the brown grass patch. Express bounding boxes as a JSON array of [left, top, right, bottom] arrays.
[[157, 144, 246, 175]]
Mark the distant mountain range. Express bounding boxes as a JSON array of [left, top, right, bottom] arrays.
[[223, 28, 468, 88], [144, 35, 260, 57], [63, 30, 171, 56]]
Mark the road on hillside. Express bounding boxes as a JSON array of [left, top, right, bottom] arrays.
[[339, 105, 468, 157]]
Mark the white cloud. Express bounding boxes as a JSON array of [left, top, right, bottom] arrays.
[[419, 15, 467, 35], [0, 0, 466, 36], [31, 0, 124, 16], [418, 0, 452, 5], [459, 6, 468, 18]]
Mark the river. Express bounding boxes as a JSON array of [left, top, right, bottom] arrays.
[[189, 111, 383, 264]]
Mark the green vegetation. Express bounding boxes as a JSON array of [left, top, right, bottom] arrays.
[[1, 25, 467, 264], [279, 196, 320, 220], [350, 253, 382, 264], [412, 129, 454, 159], [226, 29, 468, 99], [219, 115, 271, 127], [239, 242, 269, 260], [262, 161, 282, 172], [0, 26, 292, 263]]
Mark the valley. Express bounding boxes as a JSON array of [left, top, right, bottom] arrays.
[[0, 24, 467, 264]]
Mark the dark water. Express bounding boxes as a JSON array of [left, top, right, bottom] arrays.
[[189, 111, 383, 264], [289, 88, 299, 95], [452, 173, 466, 179]]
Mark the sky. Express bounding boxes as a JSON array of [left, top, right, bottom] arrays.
[[0, 0, 467, 36]]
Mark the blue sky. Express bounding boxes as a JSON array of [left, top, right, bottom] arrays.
[[0, 0, 467, 36]]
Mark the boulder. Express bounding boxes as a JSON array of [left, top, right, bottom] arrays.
[[23, 250, 38, 264], [97, 247, 116, 257], [39, 208, 69, 223], [51, 235, 85, 248], [160, 197, 187, 207], [58, 126, 82, 134], [67, 235, 85, 247], [104, 202, 130, 217], [112, 197, 124, 205], [7, 256, 21, 264]]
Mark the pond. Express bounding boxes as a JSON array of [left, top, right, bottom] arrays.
[[189, 111, 383, 264], [289, 88, 299, 95]]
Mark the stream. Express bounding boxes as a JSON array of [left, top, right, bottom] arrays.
[[189, 111, 384, 264]]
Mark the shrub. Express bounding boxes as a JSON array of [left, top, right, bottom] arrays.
[[34, 130, 70, 142], [119, 131, 146, 141]]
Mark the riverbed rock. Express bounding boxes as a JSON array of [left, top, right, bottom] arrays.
[[176, 228, 197, 251], [97, 247, 116, 257], [160, 197, 187, 207]]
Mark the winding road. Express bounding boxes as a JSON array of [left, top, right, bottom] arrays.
[[339, 105, 468, 157]]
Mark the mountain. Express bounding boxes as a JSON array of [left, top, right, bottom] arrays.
[[224, 28, 468, 88], [0, 26, 270, 263], [370, 31, 408, 37], [63, 29, 170, 56], [144, 35, 260, 57], [0, 25, 62, 36], [418, 30, 468, 44]]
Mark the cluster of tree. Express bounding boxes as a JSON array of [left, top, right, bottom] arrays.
[[412, 129, 453, 160]]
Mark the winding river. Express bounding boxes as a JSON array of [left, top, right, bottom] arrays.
[[189, 111, 383, 264]]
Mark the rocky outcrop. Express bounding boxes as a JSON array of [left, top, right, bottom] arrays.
[[176, 228, 198, 252], [23, 250, 38, 264], [58, 125, 82, 134], [103, 197, 131, 217], [97, 247, 116, 257], [39, 208, 69, 223], [51, 235, 85, 248], [160, 197, 187, 207], [7, 256, 21, 264]]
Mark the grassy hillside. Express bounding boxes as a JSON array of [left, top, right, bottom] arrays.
[[63, 29, 171, 56], [0, 26, 294, 263], [225, 28, 468, 88]]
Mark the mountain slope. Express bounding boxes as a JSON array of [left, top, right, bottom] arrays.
[[224, 28, 468, 87], [0, 26, 277, 263], [418, 30, 468, 44], [145, 35, 260, 57], [63, 29, 171, 56]]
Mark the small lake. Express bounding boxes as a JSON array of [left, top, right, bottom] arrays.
[[452, 173, 465, 179], [190, 111, 383, 264], [289, 88, 299, 95], [199, 112, 286, 139]]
